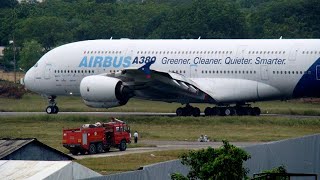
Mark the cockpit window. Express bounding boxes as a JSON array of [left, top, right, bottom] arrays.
[[34, 63, 38, 68]]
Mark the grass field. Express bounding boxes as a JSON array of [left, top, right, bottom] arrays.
[[2, 93, 320, 115], [0, 115, 320, 174]]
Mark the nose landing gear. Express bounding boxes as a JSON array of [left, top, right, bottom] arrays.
[[46, 96, 59, 114]]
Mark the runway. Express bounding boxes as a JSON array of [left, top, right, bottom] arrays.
[[1, 111, 320, 118]]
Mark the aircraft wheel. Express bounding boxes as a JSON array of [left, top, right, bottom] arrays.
[[245, 107, 253, 116], [204, 107, 212, 116], [235, 107, 244, 116], [192, 107, 201, 117], [53, 106, 59, 114], [212, 107, 220, 116], [46, 106, 53, 114], [176, 108, 184, 116], [252, 107, 261, 116], [223, 108, 233, 116]]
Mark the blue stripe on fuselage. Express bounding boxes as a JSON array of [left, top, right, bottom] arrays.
[[293, 57, 320, 98]]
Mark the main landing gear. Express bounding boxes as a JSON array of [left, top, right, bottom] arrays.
[[204, 105, 261, 116], [46, 96, 59, 114], [176, 104, 261, 117], [176, 104, 201, 117]]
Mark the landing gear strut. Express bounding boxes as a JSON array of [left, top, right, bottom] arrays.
[[176, 104, 201, 117], [46, 96, 59, 114], [204, 105, 261, 116]]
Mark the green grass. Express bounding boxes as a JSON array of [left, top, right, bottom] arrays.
[[1, 115, 320, 153], [2, 93, 320, 115], [76, 149, 188, 175]]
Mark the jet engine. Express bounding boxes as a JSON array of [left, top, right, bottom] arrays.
[[80, 75, 133, 108]]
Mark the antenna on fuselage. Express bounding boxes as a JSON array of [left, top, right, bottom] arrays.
[[279, 36, 282, 39], [198, 36, 201, 40], [110, 37, 113, 40]]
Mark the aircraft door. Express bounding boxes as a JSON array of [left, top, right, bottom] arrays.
[[289, 45, 300, 61], [236, 45, 247, 57], [44, 64, 52, 79], [261, 65, 269, 80], [316, 65, 320, 80], [190, 65, 198, 78]]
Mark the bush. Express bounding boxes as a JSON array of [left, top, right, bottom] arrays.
[[0, 80, 26, 99], [171, 140, 251, 180]]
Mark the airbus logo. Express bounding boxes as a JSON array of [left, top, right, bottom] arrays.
[[79, 56, 131, 68]]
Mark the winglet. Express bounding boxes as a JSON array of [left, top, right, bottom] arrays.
[[138, 60, 156, 78]]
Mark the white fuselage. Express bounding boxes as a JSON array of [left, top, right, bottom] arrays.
[[23, 39, 320, 105]]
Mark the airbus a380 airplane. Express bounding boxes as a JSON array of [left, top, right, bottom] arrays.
[[22, 39, 320, 116]]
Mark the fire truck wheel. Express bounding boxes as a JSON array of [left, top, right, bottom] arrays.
[[119, 140, 127, 151], [80, 150, 86, 155], [70, 150, 78, 155], [97, 143, 104, 153], [89, 144, 97, 154]]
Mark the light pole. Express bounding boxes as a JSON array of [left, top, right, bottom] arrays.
[[9, 38, 16, 83]]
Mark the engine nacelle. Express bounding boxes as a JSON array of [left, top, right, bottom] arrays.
[[80, 75, 132, 108]]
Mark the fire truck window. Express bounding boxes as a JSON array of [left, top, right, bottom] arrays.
[[116, 127, 120, 132], [119, 127, 123, 132]]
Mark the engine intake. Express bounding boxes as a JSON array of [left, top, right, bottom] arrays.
[[80, 75, 133, 108]]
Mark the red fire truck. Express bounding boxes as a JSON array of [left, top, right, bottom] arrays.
[[62, 118, 131, 155]]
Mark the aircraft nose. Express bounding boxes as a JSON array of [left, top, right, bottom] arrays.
[[23, 68, 34, 90]]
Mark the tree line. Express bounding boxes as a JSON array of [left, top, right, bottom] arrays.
[[0, 0, 319, 71]]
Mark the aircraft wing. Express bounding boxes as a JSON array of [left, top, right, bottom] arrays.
[[105, 65, 216, 104]]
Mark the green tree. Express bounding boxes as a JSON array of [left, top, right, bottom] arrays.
[[19, 40, 43, 71], [0, 0, 18, 9], [2, 45, 19, 71], [171, 140, 251, 180], [15, 16, 72, 51], [247, 0, 320, 38], [150, 0, 247, 39]]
